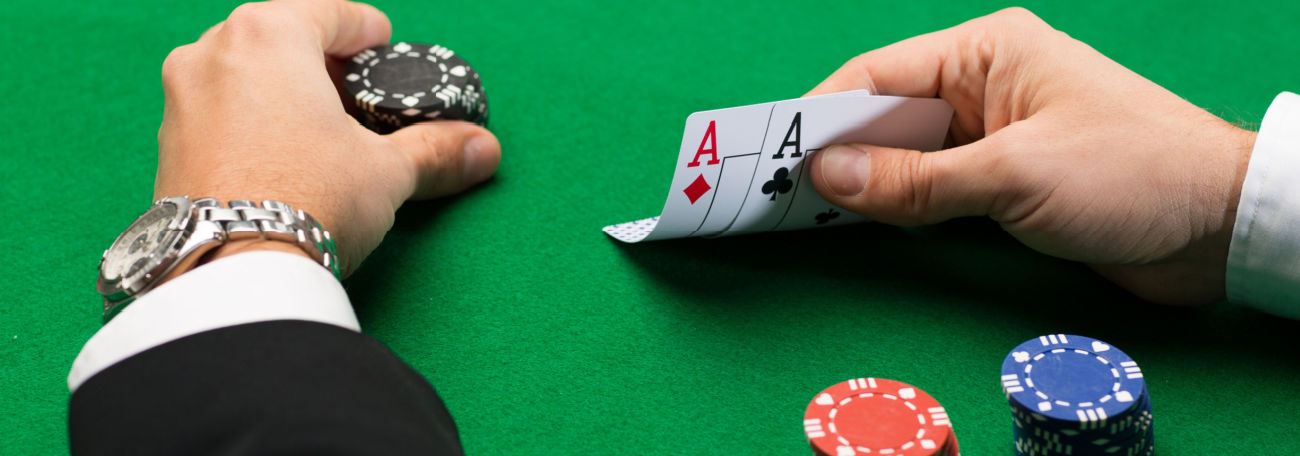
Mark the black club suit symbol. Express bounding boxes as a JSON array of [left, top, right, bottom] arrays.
[[762, 167, 793, 201], [815, 209, 840, 225]]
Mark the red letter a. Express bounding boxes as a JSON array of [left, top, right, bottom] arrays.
[[687, 121, 720, 167]]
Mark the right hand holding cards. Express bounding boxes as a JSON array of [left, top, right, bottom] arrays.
[[604, 91, 953, 243]]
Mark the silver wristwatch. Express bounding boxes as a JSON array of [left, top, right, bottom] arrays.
[[97, 196, 341, 322]]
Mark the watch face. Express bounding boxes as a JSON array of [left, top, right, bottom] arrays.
[[102, 201, 184, 283]]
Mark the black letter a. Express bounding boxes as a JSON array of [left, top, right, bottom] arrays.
[[773, 112, 802, 159]]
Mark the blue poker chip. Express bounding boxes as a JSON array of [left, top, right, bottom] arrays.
[[1010, 389, 1150, 437], [1001, 334, 1155, 456], [1013, 421, 1153, 456], [1001, 334, 1147, 424]]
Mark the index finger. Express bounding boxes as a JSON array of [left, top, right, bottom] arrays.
[[805, 24, 973, 98], [272, 0, 392, 57], [805, 7, 1047, 98], [209, 0, 391, 60]]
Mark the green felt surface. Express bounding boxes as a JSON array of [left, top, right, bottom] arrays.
[[3, 0, 1300, 454]]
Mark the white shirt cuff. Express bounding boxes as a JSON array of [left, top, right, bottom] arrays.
[[1226, 91, 1300, 317], [68, 251, 358, 392]]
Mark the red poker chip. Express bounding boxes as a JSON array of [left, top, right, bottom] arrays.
[[804, 378, 954, 456], [943, 426, 959, 456]]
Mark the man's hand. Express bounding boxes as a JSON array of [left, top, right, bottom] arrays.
[[155, 0, 500, 276], [807, 8, 1255, 304]]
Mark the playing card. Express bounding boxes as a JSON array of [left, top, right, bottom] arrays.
[[696, 90, 878, 236], [720, 95, 952, 236], [602, 90, 938, 243], [774, 152, 858, 231], [602, 100, 776, 242]]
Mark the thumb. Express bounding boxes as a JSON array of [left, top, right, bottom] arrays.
[[385, 121, 501, 200], [809, 141, 1010, 226]]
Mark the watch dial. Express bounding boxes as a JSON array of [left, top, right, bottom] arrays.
[[103, 202, 182, 280]]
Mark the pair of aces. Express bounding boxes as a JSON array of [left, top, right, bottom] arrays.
[[603, 90, 953, 243]]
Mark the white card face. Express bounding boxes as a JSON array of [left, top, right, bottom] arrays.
[[601, 90, 947, 243], [771, 150, 860, 231], [695, 90, 879, 236], [605, 101, 776, 243], [721, 95, 953, 236], [692, 151, 762, 236]]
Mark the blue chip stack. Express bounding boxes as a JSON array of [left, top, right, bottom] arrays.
[[1000, 334, 1154, 456]]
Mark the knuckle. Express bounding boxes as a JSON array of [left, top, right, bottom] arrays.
[[869, 151, 932, 224], [221, 3, 296, 43], [415, 128, 445, 156], [980, 7, 1051, 37], [899, 152, 935, 220], [972, 7, 1058, 56], [160, 45, 194, 83], [845, 51, 878, 75], [156, 122, 169, 145], [415, 128, 461, 170], [827, 52, 880, 94], [993, 7, 1041, 23], [846, 51, 872, 67]]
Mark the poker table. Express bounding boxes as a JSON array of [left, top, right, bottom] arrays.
[[3, 0, 1299, 454]]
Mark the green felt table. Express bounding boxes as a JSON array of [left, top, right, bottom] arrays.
[[3, 0, 1300, 454]]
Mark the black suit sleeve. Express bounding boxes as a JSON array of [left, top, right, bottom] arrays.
[[69, 320, 464, 456]]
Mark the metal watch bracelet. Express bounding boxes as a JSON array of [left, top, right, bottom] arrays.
[[195, 198, 342, 279]]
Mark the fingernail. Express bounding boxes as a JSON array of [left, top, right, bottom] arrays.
[[463, 135, 500, 183], [819, 145, 871, 196]]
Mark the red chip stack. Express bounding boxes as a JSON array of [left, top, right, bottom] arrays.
[[804, 378, 959, 456]]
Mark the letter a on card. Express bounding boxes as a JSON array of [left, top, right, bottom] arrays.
[[601, 101, 777, 242], [687, 120, 720, 167]]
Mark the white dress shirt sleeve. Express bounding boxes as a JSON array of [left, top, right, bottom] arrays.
[[1227, 91, 1300, 318], [68, 251, 359, 392]]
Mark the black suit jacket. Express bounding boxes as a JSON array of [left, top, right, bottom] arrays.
[[69, 320, 464, 455]]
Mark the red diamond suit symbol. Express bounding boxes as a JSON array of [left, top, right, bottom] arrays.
[[682, 174, 711, 204]]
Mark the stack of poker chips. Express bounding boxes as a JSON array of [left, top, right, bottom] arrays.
[[804, 378, 959, 456], [1001, 334, 1154, 456], [344, 42, 489, 133]]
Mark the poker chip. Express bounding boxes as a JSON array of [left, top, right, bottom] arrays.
[[803, 378, 959, 456], [1001, 334, 1155, 456], [344, 42, 488, 133]]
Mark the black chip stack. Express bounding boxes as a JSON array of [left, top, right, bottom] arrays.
[[343, 42, 488, 133]]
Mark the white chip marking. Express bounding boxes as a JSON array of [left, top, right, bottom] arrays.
[[804, 418, 825, 438]]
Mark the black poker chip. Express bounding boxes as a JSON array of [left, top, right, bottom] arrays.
[[343, 42, 488, 133]]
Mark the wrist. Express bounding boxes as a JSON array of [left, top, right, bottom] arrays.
[[98, 197, 343, 322], [1216, 127, 1258, 237], [201, 238, 313, 265]]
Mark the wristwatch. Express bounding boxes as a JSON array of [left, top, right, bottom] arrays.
[[96, 196, 341, 322]]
